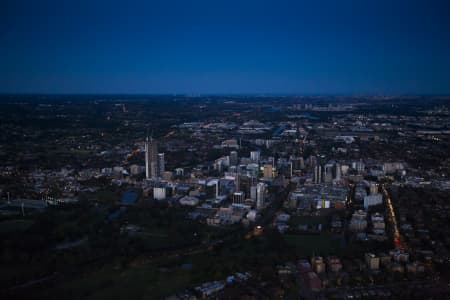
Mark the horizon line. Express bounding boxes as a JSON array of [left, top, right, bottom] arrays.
[[1, 92, 450, 97]]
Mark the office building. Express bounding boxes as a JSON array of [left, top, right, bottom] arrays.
[[308, 155, 318, 168], [314, 165, 322, 184], [153, 187, 166, 200], [250, 185, 257, 200], [263, 164, 273, 178], [256, 182, 267, 210], [229, 151, 238, 166], [335, 163, 341, 180], [129, 164, 143, 175], [352, 159, 365, 173], [364, 193, 383, 209], [158, 153, 165, 175], [232, 191, 245, 205], [250, 151, 260, 163], [324, 163, 334, 183], [369, 182, 379, 194]]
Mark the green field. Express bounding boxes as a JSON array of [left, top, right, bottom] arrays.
[[21, 228, 290, 300], [37, 265, 192, 300], [30, 253, 227, 300], [284, 233, 340, 256], [288, 215, 330, 228], [0, 219, 34, 234]]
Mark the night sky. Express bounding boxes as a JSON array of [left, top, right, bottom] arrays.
[[1, 0, 450, 94]]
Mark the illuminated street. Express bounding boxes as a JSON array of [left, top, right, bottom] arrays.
[[382, 184, 405, 250]]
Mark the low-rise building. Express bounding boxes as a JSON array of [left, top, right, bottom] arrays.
[[365, 253, 380, 270], [327, 256, 343, 273], [179, 196, 199, 206], [364, 193, 383, 209], [371, 213, 385, 235], [349, 210, 367, 232]]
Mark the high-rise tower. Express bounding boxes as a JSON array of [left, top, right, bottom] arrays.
[[145, 136, 158, 179], [158, 153, 165, 176], [314, 165, 322, 184]]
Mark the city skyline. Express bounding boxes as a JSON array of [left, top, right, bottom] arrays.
[[1, 1, 449, 299], [1, 96, 448, 299]]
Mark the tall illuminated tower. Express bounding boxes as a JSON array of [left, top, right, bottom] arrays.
[[145, 136, 158, 179]]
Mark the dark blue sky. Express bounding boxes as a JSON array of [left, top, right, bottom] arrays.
[[1, 0, 450, 94]]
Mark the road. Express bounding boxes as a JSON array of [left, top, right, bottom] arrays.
[[381, 184, 406, 250]]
